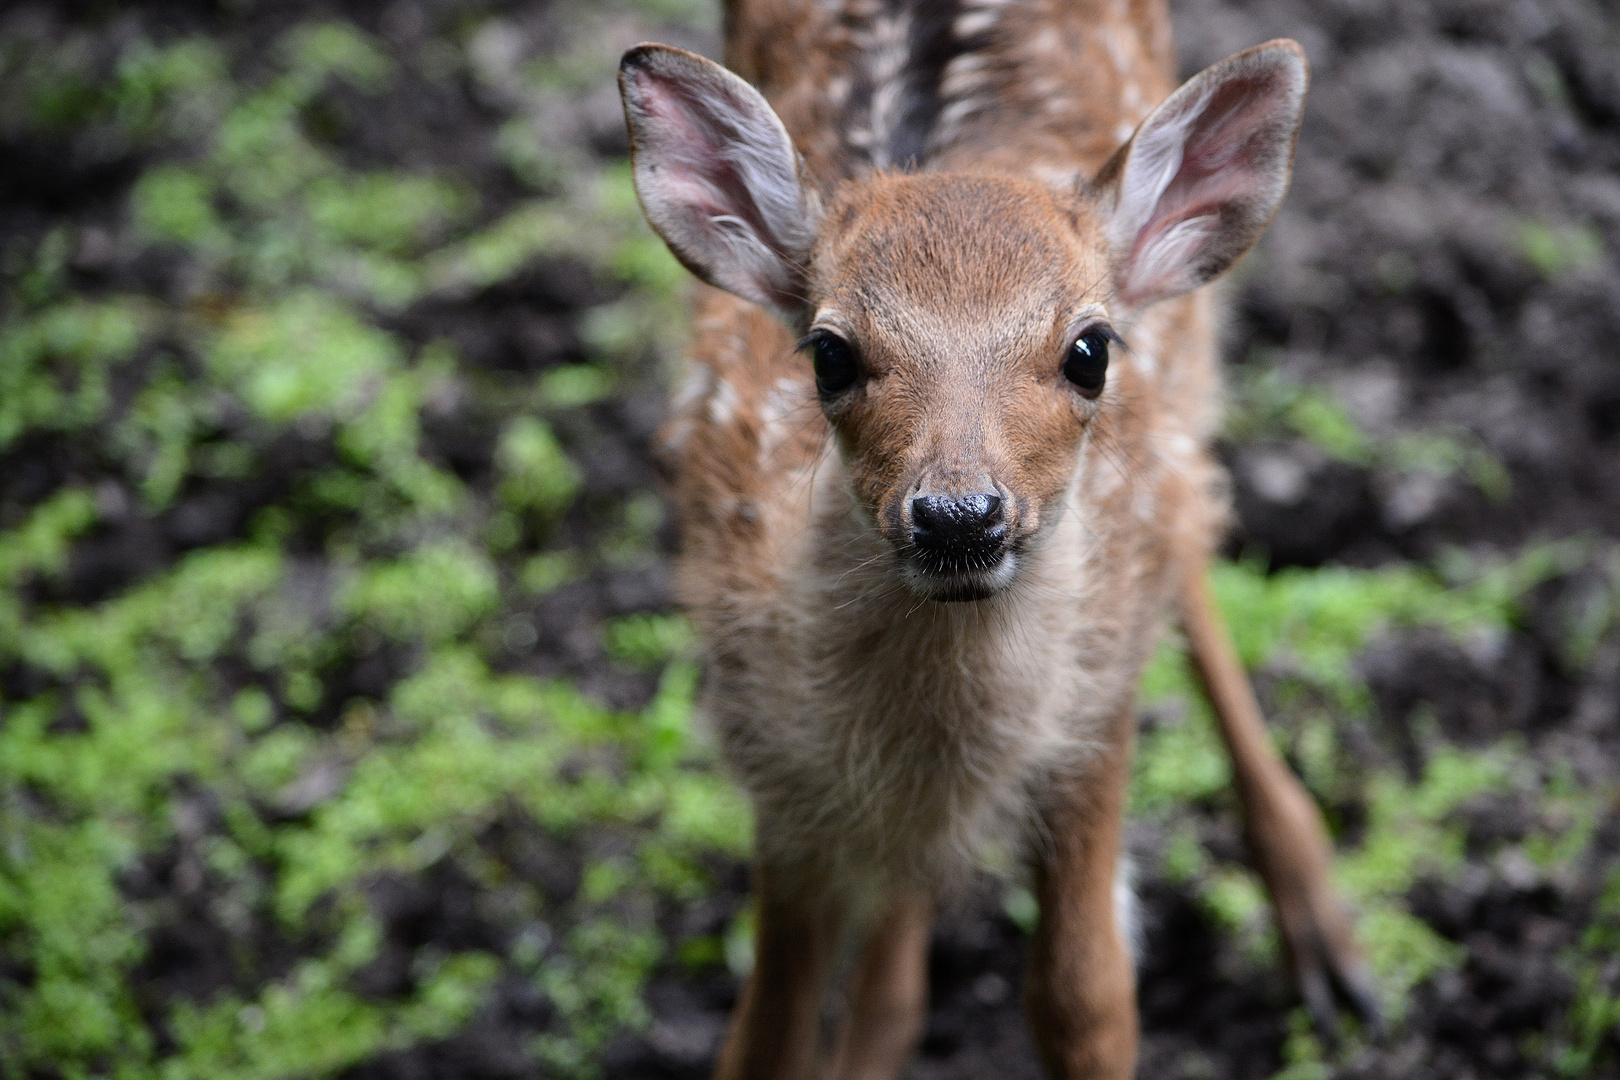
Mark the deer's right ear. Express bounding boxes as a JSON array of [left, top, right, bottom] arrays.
[[620, 44, 818, 324], [1094, 39, 1308, 311]]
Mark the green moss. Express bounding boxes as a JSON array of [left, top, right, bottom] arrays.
[[208, 293, 400, 422], [133, 167, 227, 249], [0, 488, 98, 587], [1132, 553, 1577, 1017], [339, 543, 498, 643], [1225, 365, 1510, 499], [0, 298, 149, 448], [1135, 552, 1529, 809], [532, 921, 661, 1080], [1356, 904, 1466, 1020], [520, 551, 582, 595], [496, 416, 582, 518], [118, 365, 202, 509], [541, 364, 617, 408], [1516, 220, 1605, 281], [1270, 1010, 1330, 1080], [0, 11, 737, 1075], [214, 93, 331, 209], [1225, 366, 1370, 465], [276, 22, 393, 101], [113, 38, 231, 139], [0, 825, 151, 1073], [601, 491, 666, 567], [1002, 885, 1039, 936], [1132, 695, 1229, 813], [604, 613, 693, 668], [1203, 866, 1278, 967], [306, 174, 471, 256], [676, 934, 725, 970], [423, 201, 573, 294], [1552, 964, 1620, 1077]]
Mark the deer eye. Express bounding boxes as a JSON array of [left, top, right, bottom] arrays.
[[1063, 327, 1112, 397], [805, 332, 859, 395]]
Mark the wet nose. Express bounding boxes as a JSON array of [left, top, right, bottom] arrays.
[[910, 493, 1006, 563]]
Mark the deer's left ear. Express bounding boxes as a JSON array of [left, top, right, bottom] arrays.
[[619, 43, 819, 325], [1094, 39, 1308, 310]]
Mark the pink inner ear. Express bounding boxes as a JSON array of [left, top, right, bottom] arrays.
[[635, 76, 737, 217], [1143, 74, 1280, 238], [1122, 68, 1296, 303], [631, 70, 786, 257], [621, 46, 814, 317]]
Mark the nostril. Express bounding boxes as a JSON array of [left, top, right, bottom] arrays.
[[911, 496, 941, 533]]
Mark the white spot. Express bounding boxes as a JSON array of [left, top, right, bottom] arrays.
[[1029, 162, 1080, 187], [1168, 433, 1196, 458], [1132, 485, 1157, 521], [1114, 120, 1136, 145], [954, 8, 998, 37], [708, 377, 741, 425], [1100, 26, 1131, 74], [932, 96, 986, 147], [940, 52, 992, 100], [758, 377, 803, 460], [671, 366, 714, 416]]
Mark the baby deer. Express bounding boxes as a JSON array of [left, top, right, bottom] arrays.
[[619, 1, 1378, 1075]]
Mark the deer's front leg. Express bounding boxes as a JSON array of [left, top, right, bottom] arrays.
[[1179, 564, 1381, 1037], [1026, 732, 1137, 1080], [829, 888, 932, 1080], [713, 865, 843, 1080]]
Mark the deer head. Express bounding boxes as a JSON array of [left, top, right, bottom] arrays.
[[620, 40, 1307, 601]]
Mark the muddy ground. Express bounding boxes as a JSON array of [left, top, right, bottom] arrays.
[[2, 0, 1619, 1078]]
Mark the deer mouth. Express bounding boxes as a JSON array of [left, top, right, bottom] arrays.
[[898, 540, 1020, 602]]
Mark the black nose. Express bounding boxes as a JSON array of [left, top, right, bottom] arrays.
[[910, 493, 1006, 567]]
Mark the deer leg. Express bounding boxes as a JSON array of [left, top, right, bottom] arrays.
[[712, 866, 844, 1080], [828, 888, 933, 1080], [1178, 564, 1382, 1038], [1026, 730, 1138, 1080]]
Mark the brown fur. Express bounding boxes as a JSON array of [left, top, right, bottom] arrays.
[[828, 890, 932, 1079], [626, 2, 1373, 1075]]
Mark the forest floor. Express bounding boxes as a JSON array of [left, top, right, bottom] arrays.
[[0, 1, 1618, 1079]]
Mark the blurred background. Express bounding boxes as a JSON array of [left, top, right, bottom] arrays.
[[0, 1, 1617, 1077]]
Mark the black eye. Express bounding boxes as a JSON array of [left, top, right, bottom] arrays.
[[808, 333, 859, 395], [1063, 328, 1111, 397]]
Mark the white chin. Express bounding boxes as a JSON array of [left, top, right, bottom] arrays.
[[901, 551, 1018, 602]]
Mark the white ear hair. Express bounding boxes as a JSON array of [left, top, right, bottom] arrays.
[[1098, 39, 1308, 309], [619, 43, 819, 324]]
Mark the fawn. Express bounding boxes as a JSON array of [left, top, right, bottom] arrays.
[[618, 2, 1378, 1076]]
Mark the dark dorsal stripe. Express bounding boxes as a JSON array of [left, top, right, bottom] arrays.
[[842, 0, 995, 173]]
